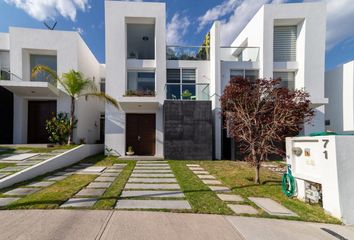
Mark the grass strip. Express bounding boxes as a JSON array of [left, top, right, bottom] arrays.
[[6, 174, 96, 209], [170, 160, 233, 215], [94, 161, 135, 209]]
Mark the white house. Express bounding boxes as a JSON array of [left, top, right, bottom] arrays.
[[0, 1, 328, 160], [0, 27, 104, 145], [104, 1, 327, 159], [325, 61, 354, 133]]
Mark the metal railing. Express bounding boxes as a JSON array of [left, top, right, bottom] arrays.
[[166, 46, 210, 61], [165, 83, 210, 100], [0, 69, 23, 81], [220, 46, 259, 62], [0, 68, 57, 86]]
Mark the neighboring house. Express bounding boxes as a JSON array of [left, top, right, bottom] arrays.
[[0, 28, 104, 145], [0, 1, 328, 160], [325, 61, 354, 133]]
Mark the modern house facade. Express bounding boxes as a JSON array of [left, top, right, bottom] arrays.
[[104, 1, 327, 159], [0, 28, 104, 145], [325, 61, 354, 133], [0, 1, 328, 160]]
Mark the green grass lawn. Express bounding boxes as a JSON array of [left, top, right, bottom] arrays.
[[198, 160, 341, 224], [0, 155, 341, 224], [0, 163, 16, 170]]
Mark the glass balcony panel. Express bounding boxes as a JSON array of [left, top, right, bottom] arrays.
[[166, 46, 210, 61], [165, 83, 209, 100], [220, 47, 259, 62]]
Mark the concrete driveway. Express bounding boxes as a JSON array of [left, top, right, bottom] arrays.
[[0, 210, 353, 240]]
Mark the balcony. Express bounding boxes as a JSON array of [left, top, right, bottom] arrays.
[[166, 46, 210, 61], [220, 47, 259, 62], [165, 83, 209, 100], [0, 69, 60, 97]]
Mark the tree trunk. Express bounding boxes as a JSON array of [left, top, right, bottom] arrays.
[[68, 96, 75, 145], [254, 163, 261, 184]]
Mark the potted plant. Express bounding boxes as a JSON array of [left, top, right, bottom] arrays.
[[182, 89, 192, 100], [126, 146, 134, 156]]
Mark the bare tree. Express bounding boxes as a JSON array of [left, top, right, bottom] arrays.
[[220, 77, 314, 184]]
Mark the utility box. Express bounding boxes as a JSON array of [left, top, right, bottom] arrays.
[[286, 135, 354, 225]]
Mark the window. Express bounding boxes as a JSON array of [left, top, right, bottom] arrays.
[[100, 78, 105, 93], [127, 71, 155, 95], [230, 69, 259, 81], [30, 54, 57, 82], [325, 120, 330, 126], [273, 72, 295, 91], [273, 26, 297, 62], [167, 69, 196, 100]]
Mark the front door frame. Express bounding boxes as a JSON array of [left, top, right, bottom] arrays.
[[27, 100, 57, 143], [125, 113, 156, 156]]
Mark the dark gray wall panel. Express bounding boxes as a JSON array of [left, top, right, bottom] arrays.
[[164, 100, 212, 160]]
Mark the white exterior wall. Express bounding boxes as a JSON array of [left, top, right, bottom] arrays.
[[105, 1, 166, 157], [231, 2, 327, 135], [76, 37, 104, 143], [325, 61, 354, 133], [210, 21, 222, 159], [7, 27, 101, 144]]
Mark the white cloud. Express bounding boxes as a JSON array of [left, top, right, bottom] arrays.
[[197, 0, 240, 32], [316, 0, 354, 50], [4, 0, 89, 21], [198, 0, 286, 45], [166, 13, 190, 45]]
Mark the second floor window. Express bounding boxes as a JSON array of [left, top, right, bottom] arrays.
[[30, 54, 57, 82], [273, 26, 297, 62], [100, 78, 105, 93], [166, 68, 196, 100]]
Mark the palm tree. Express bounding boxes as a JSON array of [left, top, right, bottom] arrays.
[[32, 65, 119, 145]]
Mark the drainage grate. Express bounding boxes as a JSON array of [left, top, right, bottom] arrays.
[[321, 228, 348, 240]]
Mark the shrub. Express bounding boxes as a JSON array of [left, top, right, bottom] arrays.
[[46, 112, 77, 145]]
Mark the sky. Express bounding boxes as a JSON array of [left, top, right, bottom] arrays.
[[0, 0, 354, 70]]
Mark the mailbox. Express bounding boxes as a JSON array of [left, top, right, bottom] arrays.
[[286, 135, 354, 225]]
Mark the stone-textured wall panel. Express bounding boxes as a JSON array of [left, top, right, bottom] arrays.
[[164, 100, 213, 160]]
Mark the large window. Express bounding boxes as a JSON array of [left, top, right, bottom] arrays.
[[230, 69, 259, 81], [273, 26, 297, 62], [166, 69, 196, 100], [273, 71, 295, 91], [30, 54, 57, 82], [127, 71, 155, 96]]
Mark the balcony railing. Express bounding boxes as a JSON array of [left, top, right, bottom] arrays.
[[0, 68, 57, 87], [220, 46, 259, 62], [166, 46, 210, 61], [165, 83, 209, 100], [0, 69, 23, 81]]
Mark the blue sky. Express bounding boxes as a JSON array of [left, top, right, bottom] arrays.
[[0, 0, 354, 70]]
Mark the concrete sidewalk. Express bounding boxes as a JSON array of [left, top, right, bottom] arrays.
[[0, 210, 353, 240]]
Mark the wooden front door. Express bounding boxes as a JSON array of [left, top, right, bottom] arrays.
[[27, 100, 57, 143], [126, 114, 156, 156]]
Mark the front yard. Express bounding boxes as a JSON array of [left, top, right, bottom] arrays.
[[0, 155, 340, 224]]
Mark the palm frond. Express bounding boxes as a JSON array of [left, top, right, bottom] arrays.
[[62, 70, 92, 97], [32, 64, 58, 81], [80, 92, 120, 109]]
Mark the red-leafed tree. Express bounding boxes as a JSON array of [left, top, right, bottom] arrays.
[[220, 77, 314, 184]]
